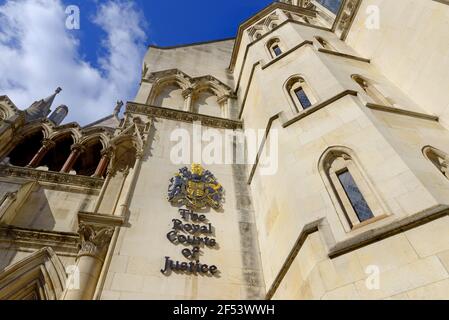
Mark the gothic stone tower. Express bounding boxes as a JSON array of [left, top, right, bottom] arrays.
[[0, 0, 449, 300]]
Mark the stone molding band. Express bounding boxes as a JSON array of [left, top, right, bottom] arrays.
[[126, 102, 243, 130], [0, 165, 105, 189], [0, 226, 79, 257]]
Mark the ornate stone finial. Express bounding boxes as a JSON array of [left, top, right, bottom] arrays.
[[55, 87, 62, 94], [77, 223, 114, 258], [114, 101, 124, 115], [142, 63, 149, 78]]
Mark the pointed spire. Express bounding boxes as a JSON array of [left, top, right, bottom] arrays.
[[43, 87, 62, 105], [25, 87, 62, 121]]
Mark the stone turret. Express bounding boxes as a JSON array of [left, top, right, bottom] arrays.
[[25, 87, 62, 122], [48, 105, 69, 126]]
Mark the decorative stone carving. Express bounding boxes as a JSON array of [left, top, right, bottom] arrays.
[[42, 139, 56, 149], [77, 223, 114, 258], [247, 12, 281, 40], [0, 165, 105, 189], [181, 88, 194, 99], [108, 116, 149, 170], [0, 226, 79, 256], [334, 0, 361, 40], [70, 143, 86, 154], [0, 96, 19, 114], [141, 63, 149, 79], [113, 100, 124, 120], [423, 146, 449, 180], [127, 102, 243, 130], [2, 191, 17, 203]]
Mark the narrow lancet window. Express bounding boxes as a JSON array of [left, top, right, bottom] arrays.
[[337, 170, 374, 223], [319, 147, 385, 231], [272, 45, 282, 56], [294, 87, 312, 109]]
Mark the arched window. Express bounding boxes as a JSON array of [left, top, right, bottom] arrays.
[[7, 130, 45, 167], [423, 146, 449, 180], [192, 89, 222, 118], [285, 76, 316, 112], [40, 135, 74, 172], [266, 38, 283, 58], [315, 36, 336, 51], [152, 83, 185, 111], [352, 75, 392, 106], [73, 140, 103, 177], [319, 147, 384, 230]]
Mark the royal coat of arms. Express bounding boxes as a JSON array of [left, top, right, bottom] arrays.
[[168, 164, 224, 210]]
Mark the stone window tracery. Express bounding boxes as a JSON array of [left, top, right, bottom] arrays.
[[73, 140, 104, 177], [352, 74, 392, 106], [319, 147, 385, 231], [285, 75, 317, 113], [315, 36, 336, 51], [192, 89, 223, 118], [148, 71, 232, 118], [267, 38, 284, 58], [7, 129, 45, 167], [423, 146, 449, 180]]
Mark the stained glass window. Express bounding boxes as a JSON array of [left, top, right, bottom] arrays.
[[337, 170, 374, 222], [272, 45, 282, 57], [294, 87, 312, 109]]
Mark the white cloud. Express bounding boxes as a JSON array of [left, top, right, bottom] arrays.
[[0, 0, 147, 125]]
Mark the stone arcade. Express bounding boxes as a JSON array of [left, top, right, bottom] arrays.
[[1, 0, 449, 300]]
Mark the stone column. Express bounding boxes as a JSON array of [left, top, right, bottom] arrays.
[[217, 95, 230, 118], [64, 222, 114, 300], [93, 168, 114, 214], [118, 152, 143, 217], [182, 88, 194, 112], [92, 151, 111, 178], [61, 144, 85, 173], [27, 139, 55, 168]]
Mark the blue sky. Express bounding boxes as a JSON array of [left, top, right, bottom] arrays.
[[0, 0, 341, 125], [72, 0, 274, 71]]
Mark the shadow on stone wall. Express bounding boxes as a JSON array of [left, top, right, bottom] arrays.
[[231, 163, 266, 299]]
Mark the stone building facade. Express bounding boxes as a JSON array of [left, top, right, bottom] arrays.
[[0, 0, 449, 300]]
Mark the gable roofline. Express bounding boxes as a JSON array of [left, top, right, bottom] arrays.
[[0, 95, 19, 111], [148, 37, 235, 50], [83, 114, 116, 129], [144, 3, 317, 71], [228, 1, 317, 70]]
